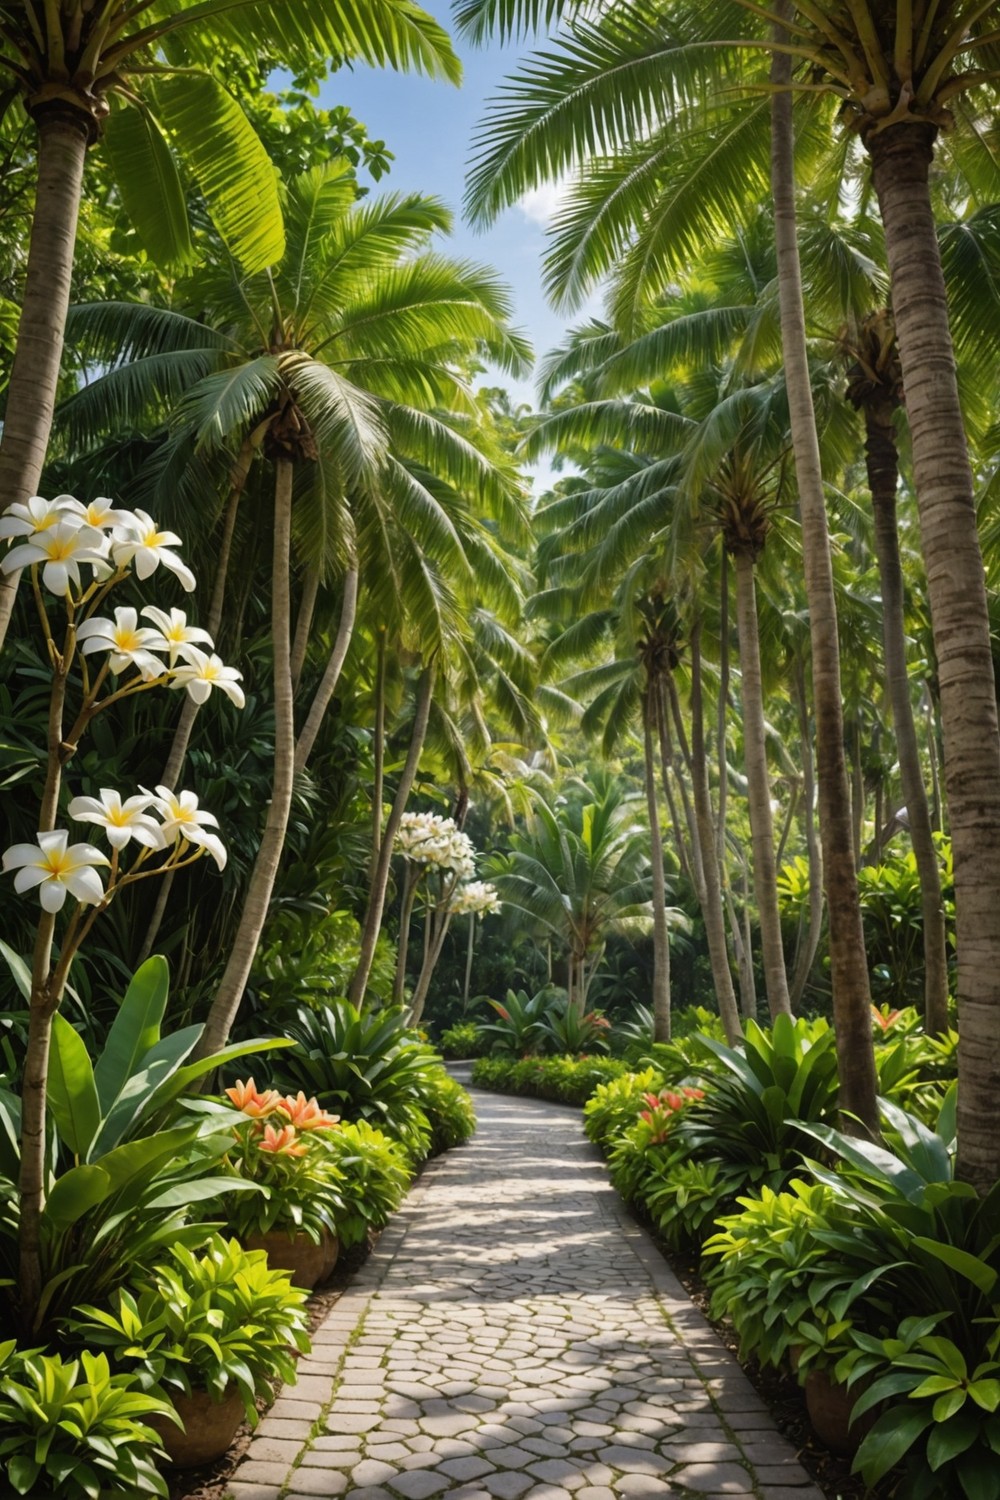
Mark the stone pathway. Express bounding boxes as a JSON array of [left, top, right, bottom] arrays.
[[226, 1090, 824, 1500]]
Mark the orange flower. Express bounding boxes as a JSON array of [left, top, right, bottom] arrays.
[[257, 1123, 308, 1156], [682, 1087, 705, 1101], [277, 1091, 341, 1131], [871, 1006, 903, 1032], [225, 1078, 281, 1118]]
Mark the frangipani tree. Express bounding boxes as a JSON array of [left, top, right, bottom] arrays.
[[0, 490, 240, 1329]]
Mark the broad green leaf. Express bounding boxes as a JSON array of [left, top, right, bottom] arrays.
[[927, 1409, 980, 1471], [152, 74, 284, 274], [0, 940, 30, 1001], [47, 1015, 101, 1157], [43, 1165, 110, 1227], [94, 956, 171, 1117], [912, 1236, 998, 1296], [854, 1405, 934, 1484], [102, 103, 194, 267]]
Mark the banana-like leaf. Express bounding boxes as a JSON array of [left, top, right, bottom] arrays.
[[102, 102, 194, 267], [93, 956, 170, 1116], [47, 1015, 101, 1158], [44, 1164, 111, 1227], [152, 73, 284, 274]]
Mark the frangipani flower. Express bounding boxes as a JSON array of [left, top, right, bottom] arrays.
[[111, 509, 196, 591], [1, 521, 108, 596], [147, 785, 226, 870], [226, 1078, 282, 1119], [0, 494, 81, 540], [61, 496, 135, 532], [395, 811, 476, 878], [2, 830, 108, 912], [140, 605, 213, 662], [67, 789, 165, 851], [451, 880, 501, 916], [277, 1092, 340, 1131], [168, 646, 245, 707], [76, 607, 168, 679], [257, 1123, 308, 1157]]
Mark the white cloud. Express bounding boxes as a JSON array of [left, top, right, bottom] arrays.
[[517, 182, 570, 227]]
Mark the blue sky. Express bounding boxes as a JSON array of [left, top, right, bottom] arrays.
[[318, 6, 592, 422]]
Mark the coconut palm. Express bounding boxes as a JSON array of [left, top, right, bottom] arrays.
[[0, 0, 459, 651], [64, 163, 530, 1050], [491, 775, 654, 1014]]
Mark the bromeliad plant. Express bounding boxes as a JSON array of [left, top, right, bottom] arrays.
[[222, 1079, 345, 1245], [0, 494, 243, 1330]]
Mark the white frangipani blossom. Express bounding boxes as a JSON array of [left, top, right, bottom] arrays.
[[395, 811, 476, 879], [167, 647, 245, 707], [76, 607, 169, 679], [0, 521, 109, 596], [62, 496, 136, 532], [68, 789, 166, 851], [146, 785, 227, 870], [111, 510, 196, 592], [0, 494, 82, 540], [451, 880, 502, 917], [2, 830, 109, 912], [140, 605, 214, 661]]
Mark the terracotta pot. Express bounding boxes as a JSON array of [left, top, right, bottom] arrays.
[[244, 1227, 339, 1289], [804, 1367, 874, 1455], [151, 1386, 244, 1468]]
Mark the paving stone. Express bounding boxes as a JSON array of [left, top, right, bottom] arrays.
[[673, 1464, 754, 1493], [613, 1477, 676, 1496], [439, 1456, 496, 1480], [389, 1469, 452, 1498], [483, 1472, 536, 1499], [283, 1470, 349, 1496], [326, 1412, 382, 1434]]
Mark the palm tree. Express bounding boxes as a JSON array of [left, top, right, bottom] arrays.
[[491, 775, 654, 1013], [0, 0, 459, 650], [66, 164, 529, 1050]]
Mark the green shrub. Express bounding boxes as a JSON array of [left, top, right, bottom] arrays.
[[69, 1235, 310, 1424], [0, 1344, 173, 1499], [322, 1120, 412, 1248], [418, 1072, 476, 1154], [471, 1053, 627, 1105], [270, 1001, 440, 1161], [583, 1067, 665, 1150], [437, 1021, 487, 1058], [475, 988, 559, 1055]]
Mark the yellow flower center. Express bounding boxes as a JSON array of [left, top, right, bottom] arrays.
[[42, 849, 71, 877], [113, 629, 142, 652], [43, 535, 76, 561], [141, 528, 166, 548]]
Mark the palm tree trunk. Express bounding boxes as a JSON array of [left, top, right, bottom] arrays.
[[733, 550, 792, 1017], [867, 123, 1000, 1181], [371, 631, 386, 871], [864, 397, 950, 1035], [689, 618, 742, 1044], [771, 13, 878, 1134], [663, 676, 709, 909], [462, 914, 476, 1012], [392, 863, 419, 1007], [348, 662, 435, 1007], [290, 566, 320, 695], [0, 111, 91, 654], [293, 567, 359, 771], [197, 456, 296, 1057], [408, 902, 455, 1026], [789, 659, 824, 1009], [655, 678, 695, 888], [644, 681, 672, 1042], [850, 721, 864, 866]]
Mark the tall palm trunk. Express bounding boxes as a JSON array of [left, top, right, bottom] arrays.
[[867, 123, 1000, 1182], [198, 456, 296, 1057], [290, 567, 320, 695], [771, 16, 878, 1134], [789, 659, 824, 1008], [293, 568, 359, 771], [409, 896, 456, 1026], [392, 864, 420, 1006], [860, 384, 950, 1035], [371, 631, 387, 870], [733, 550, 792, 1017], [0, 112, 91, 653], [348, 662, 435, 1007], [689, 619, 742, 1044], [644, 680, 672, 1042]]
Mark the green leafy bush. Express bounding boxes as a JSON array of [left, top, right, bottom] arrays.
[[540, 1004, 611, 1056], [471, 1053, 627, 1105], [322, 1120, 412, 1248], [271, 1001, 439, 1161], [437, 1021, 487, 1058], [583, 1067, 666, 1150], [417, 1072, 476, 1154], [0, 1342, 174, 1499], [475, 988, 558, 1055], [69, 1235, 310, 1424]]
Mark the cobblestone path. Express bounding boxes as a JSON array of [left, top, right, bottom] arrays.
[[227, 1090, 823, 1500]]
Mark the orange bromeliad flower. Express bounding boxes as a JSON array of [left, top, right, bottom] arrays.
[[257, 1123, 308, 1156], [277, 1091, 341, 1131], [225, 1078, 282, 1118], [871, 1006, 903, 1031]]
